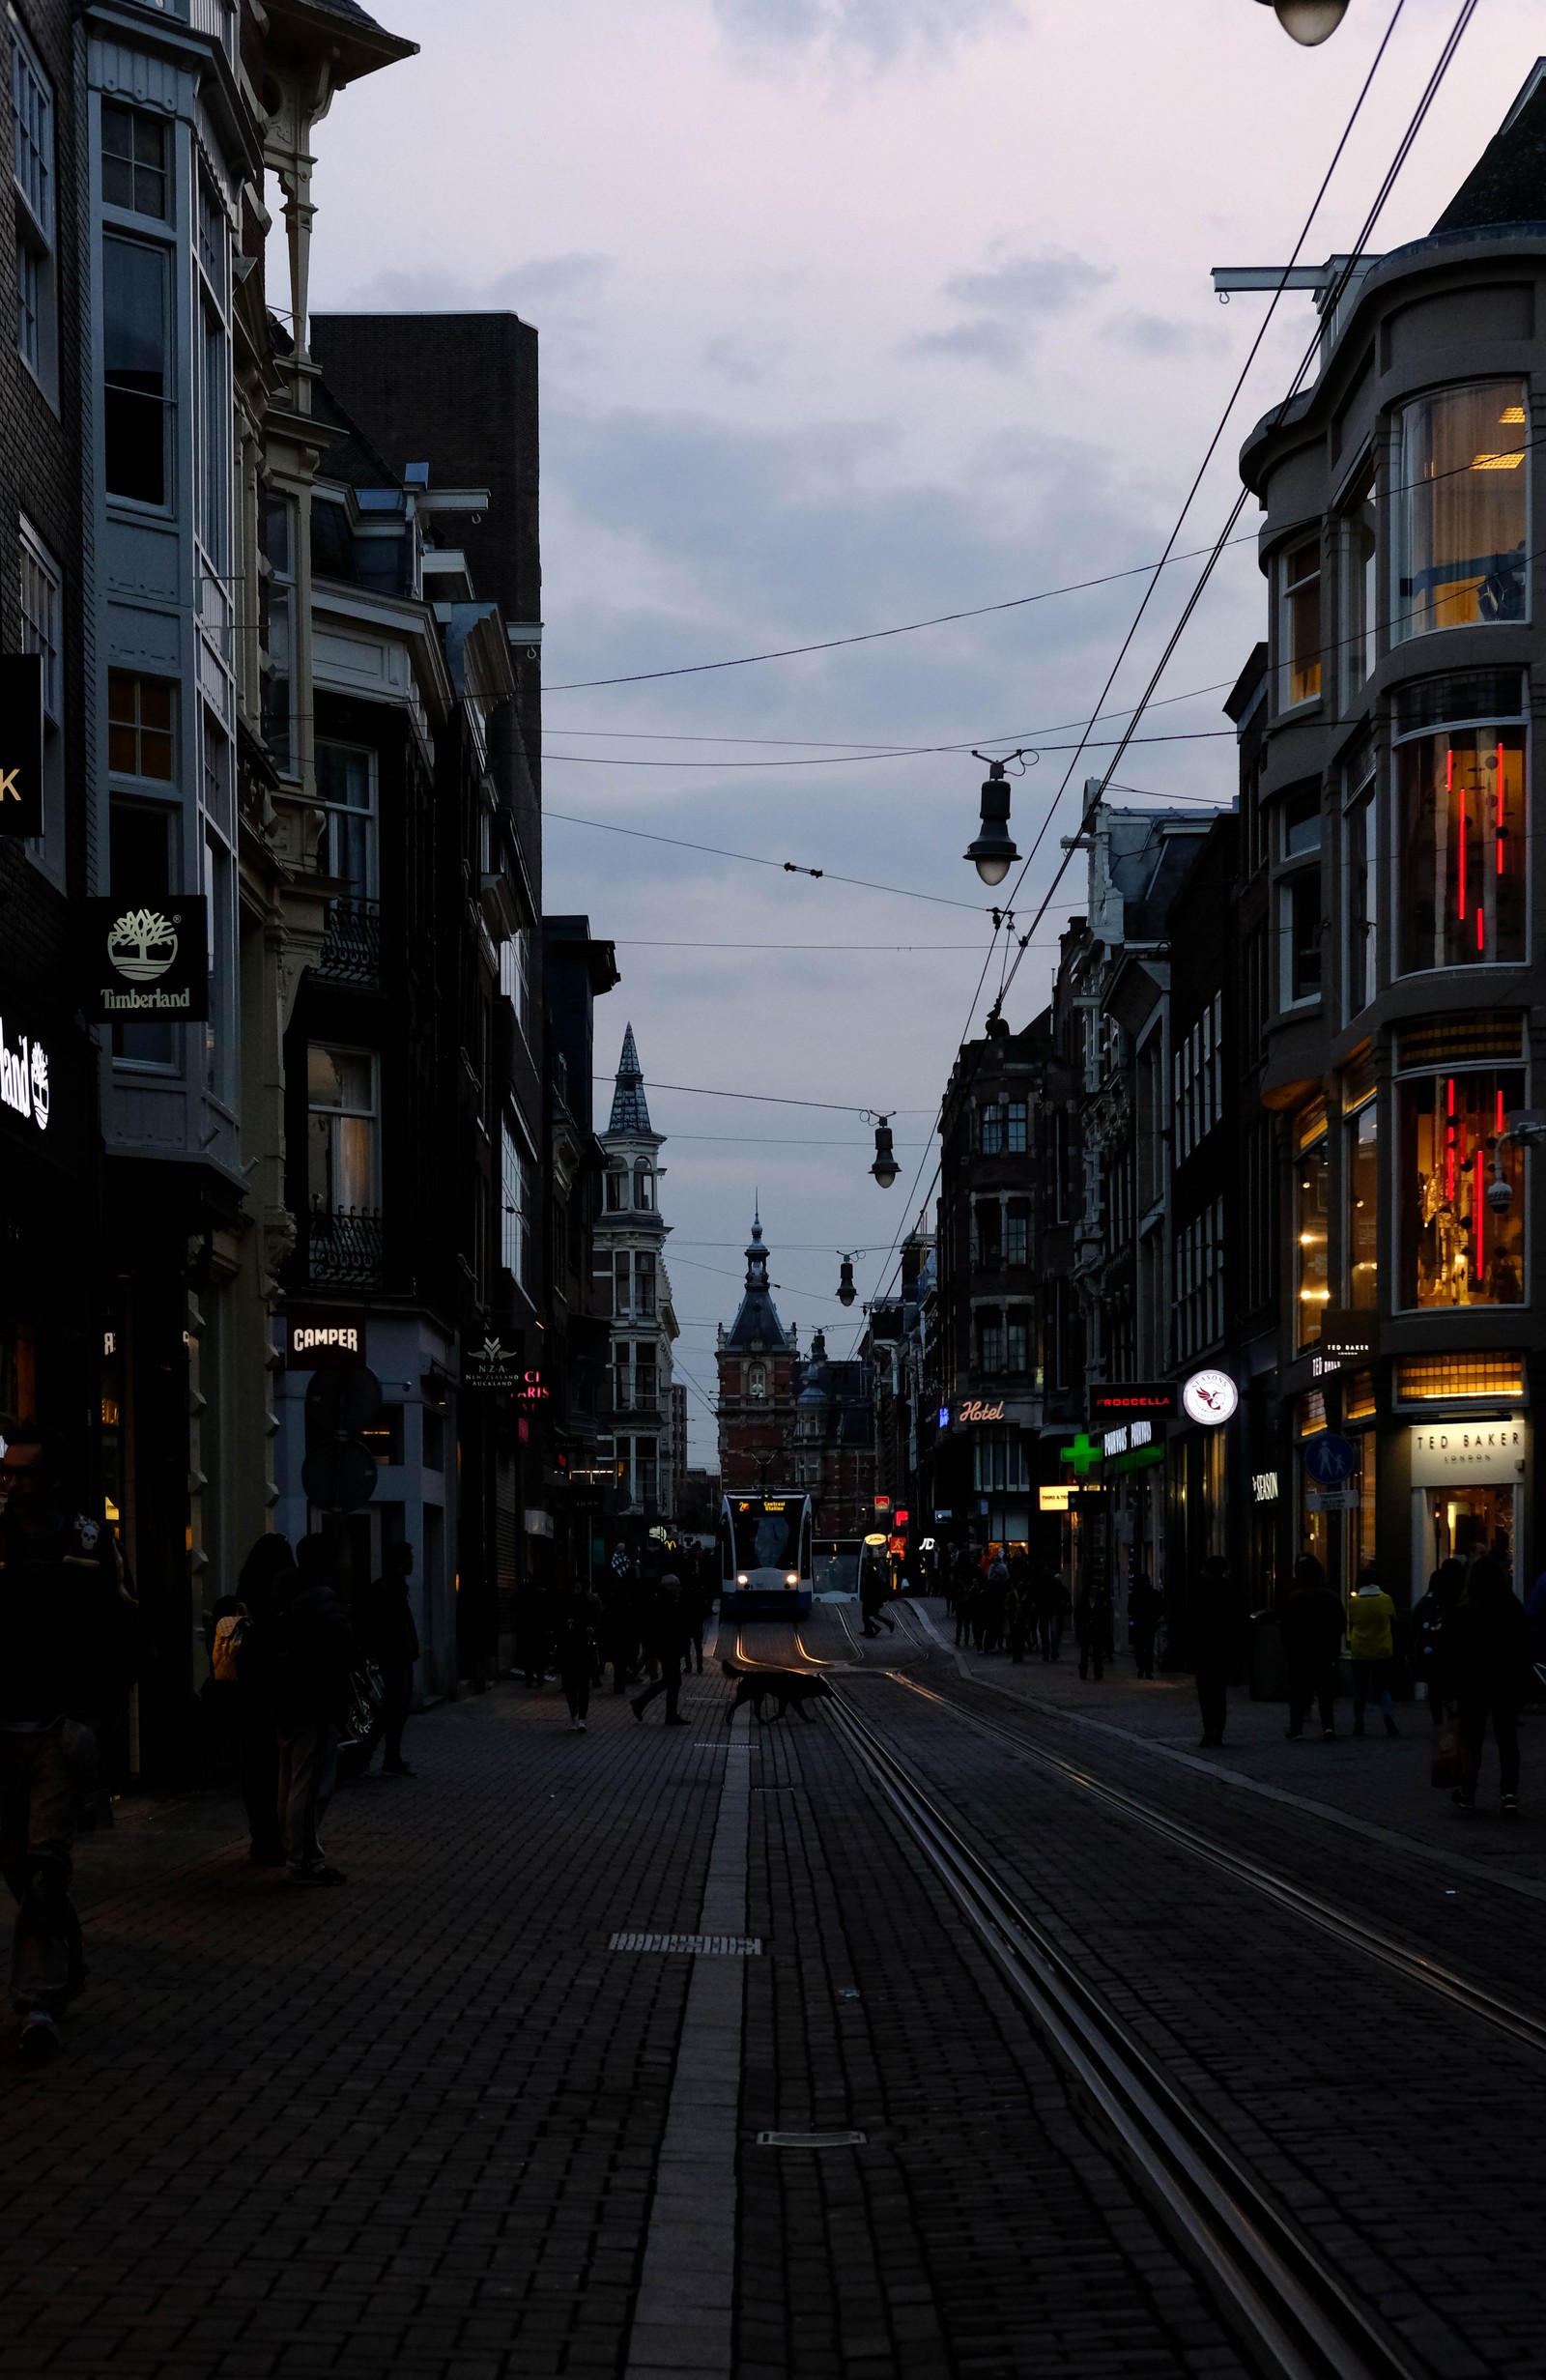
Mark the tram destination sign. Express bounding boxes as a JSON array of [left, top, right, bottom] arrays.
[[0, 655, 43, 839]]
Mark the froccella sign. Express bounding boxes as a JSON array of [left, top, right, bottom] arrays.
[[80, 896, 209, 1022]]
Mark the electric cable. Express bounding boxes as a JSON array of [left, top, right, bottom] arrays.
[[549, 809, 994, 910]]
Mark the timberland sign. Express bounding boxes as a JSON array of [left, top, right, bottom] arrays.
[[81, 896, 209, 1023], [0, 655, 43, 839]]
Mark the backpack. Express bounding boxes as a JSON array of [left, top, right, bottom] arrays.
[[211, 1612, 247, 1683]]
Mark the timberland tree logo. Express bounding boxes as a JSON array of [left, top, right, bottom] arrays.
[[0, 1019, 49, 1133], [100, 906, 191, 1012], [81, 895, 208, 1023]]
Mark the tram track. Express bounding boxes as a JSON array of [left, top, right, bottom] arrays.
[[818, 1677, 1429, 2380]]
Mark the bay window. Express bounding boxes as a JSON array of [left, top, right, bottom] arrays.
[[1398, 1067, 1524, 1308], [1346, 1100, 1378, 1309], [1338, 458, 1378, 708], [1345, 764, 1378, 1015], [1279, 536, 1322, 707], [1282, 870, 1322, 1005], [1396, 711, 1525, 974], [1295, 1106, 1329, 1349], [1393, 381, 1527, 641], [103, 236, 171, 507]]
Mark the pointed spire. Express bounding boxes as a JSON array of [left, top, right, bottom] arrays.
[[608, 1022, 652, 1133]]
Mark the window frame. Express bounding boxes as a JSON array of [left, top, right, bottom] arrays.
[[1280, 867, 1323, 1010], [1391, 378, 1530, 645], [17, 515, 64, 880], [1278, 532, 1324, 711], [315, 739, 380, 901], [1392, 700, 1528, 979], [306, 1045, 381, 1217], [1394, 1056, 1526, 1315], [101, 229, 175, 514], [11, 10, 57, 403]]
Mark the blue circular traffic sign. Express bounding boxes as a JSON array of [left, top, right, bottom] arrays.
[[1303, 1432, 1357, 1486]]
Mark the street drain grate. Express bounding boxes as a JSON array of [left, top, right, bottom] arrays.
[[757, 2129, 868, 2149], [609, 1932, 762, 1956]]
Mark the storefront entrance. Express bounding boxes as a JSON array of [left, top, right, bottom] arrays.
[[1416, 1481, 1518, 1585], [1408, 1413, 1527, 1593]]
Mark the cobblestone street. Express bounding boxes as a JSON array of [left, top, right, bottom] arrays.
[[5, 1603, 1545, 2378]]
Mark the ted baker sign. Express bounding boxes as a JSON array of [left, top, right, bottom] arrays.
[[0, 1017, 50, 1134], [1410, 1418, 1526, 1483]]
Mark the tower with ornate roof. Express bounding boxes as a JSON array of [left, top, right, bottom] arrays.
[[715, 1213, 801, 1495], [595, 1026, 679, 1518]]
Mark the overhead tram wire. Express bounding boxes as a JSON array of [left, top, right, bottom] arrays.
[[990, 0, 1479, 1031], [847, 0, 1426, 1351], [550, 812, 994, 913], [542, 729, 1235, 771], [587, 1073, 931, 1116]]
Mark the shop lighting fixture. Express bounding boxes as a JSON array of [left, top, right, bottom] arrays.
[[1255, 0, 1349, 42]]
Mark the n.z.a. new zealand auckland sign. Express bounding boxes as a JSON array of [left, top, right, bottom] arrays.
[[80, 896, 209, 1023]]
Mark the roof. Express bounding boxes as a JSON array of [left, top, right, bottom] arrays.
[[263, 0, 418, 75], [607, 1024, 652, 1134], [1434, 61, 1546, 235], [724, 1215, 792, 1353]]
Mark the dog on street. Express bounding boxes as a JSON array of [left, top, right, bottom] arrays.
[[721, 1660, 832, 1724]]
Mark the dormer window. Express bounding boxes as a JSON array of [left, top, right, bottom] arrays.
[[747, 1362, 766, 1401]]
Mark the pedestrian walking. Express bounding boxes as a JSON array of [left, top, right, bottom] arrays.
[[632, 1574, 690, 1725], [1005, 1580, 1032, 1665], [1280, 1553, 1343, 1740], [1348, 1566, 1399, 1737], [1074, 1580, 1112, 1680], [1, 1434, 138, 2064], [861, 1551, 897, 1639], [275, 1534, 358, 1885], [1412, 1556, 1465, 1729], [555, 1578, 604, 1730], [1188, 1555, 1236, 1747], [356, 1542, 419, 1777], [682, 1557, 710, 1676], [206, 1534, 293, 1862], [1444, 1555, 1532, 1815], [1032, 1566, 1066, 1663], [1128, 1569, 1162, 1678]]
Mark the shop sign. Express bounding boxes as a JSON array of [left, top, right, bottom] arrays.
[[80, 895, 209, 1022], [1102, 1419, 1154, 1459], [937, 1406, 950, 1429], [0, 1015, 49, 1135], [958, 1397, 1006, 1423], [1252, 1471, 1279, 1504], [1040, 1484, 1073, 1510], [0, 655, 43, 839], [1410, 1416, 1527, 1485], [873, 1495, 891, 1512], [465, 1333, 525, 1391], [1089, 1383, 1177, 1420], [284, 1307, 367, 1368], [1312, 1309, 1379, 1378], [516, 1368, 550, 1403], [1181, 1368, 1238, 1426]]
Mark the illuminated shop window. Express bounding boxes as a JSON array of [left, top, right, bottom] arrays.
[[1279, 537, 1322, 707], [1346, 1101, 1378, 1310], [1394, 1354, 1524, 1402], [1295, 1104, 1329, 1349], [1397, 1068, 1524, 1308], [1396, 724, 1525, 973], [1393, 381, 1528, 641]]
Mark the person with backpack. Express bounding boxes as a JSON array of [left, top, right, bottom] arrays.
[[1348, 1566, 1399, 1738], [276, 1535, 358, 1885], [631, 1574, 690, 1725], [555, 1578, 605, 1730]]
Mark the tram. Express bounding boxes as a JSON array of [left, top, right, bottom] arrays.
[[719, 1491, 814, 1617]]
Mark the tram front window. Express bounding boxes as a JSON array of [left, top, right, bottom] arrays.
[[732, 1503, 793, 1572]]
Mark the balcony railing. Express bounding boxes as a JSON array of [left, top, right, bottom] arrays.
[[307, 1202, 385, 1289], [317, 896, 382, 987]]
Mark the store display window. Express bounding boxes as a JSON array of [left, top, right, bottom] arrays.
[[1397, 1067, 1524, 1307], [1396, 724, 1525, 973], [1295, 1104, 1329, 1348]]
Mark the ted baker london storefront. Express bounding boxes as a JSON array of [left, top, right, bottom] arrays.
[[1407, 1408, 1528, 1589]]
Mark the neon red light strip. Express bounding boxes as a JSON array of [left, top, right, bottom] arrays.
[[1454, 749, 1465, 921], [1498, 743, 1506, 876]]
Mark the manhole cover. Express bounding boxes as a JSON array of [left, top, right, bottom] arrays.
[[758, 2130, 867, 2149], [609, 1933, 762, 1956]]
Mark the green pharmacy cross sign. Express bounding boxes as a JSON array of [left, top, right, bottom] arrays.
[[1060, 1433, 1103, 1477]]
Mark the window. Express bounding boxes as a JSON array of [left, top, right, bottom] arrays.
[[1279, 536, 1322, 706], [195, 301, 229, 573], [973, 1429, 1029, 1495], [263, 494, 296, 770], [18, 519, 63, 875], [101, 102, 167, 219], [1398, 1067, 1524, 1309], [1339, 458, 1378, 709], [196, 171, 227, 304], [500, 928, 532, 1043], [746, 1362, 766, 1400], [501, 1124, 529, 1285], [1008, 1100, 1027, 1154], [1346, 1100, 1378, 1310], [1006, 1306, 1030, 1373], [1173, 1198, 1223, 1361], [1295, 1108, 1329, 1350], [1243, 922, 1269, 1060], [12, 16, 55, 398], [634, 1162, 654, 1211], [1345, 777, 1378, 1016], [316, 743, 378, 898], [1283, 871, 1322, 1005], [1393, 382, 1528, 641], [108, 672, 174, 780], [604, 1168, 626, 1213], [108, 798, 178, 1068], [103, 237, 171, 506], [1173, 993, 1223, 1161], [307, 1047, 379, 1215], [1005, 1199, 1029, 1267], [974, 1200, 1001, 1265], [978, 1104, 1003, 1157], [635, 1251, 657, 1320], [1396, 723, 1525, 973], [1282, 785, 1321, 857], [976, 1307, 1004, 1373], [204, 816, 234, 1107], [635, 1345, 658, 1410]]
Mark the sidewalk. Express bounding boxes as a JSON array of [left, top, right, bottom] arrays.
[[904, 1595, 1546, 1888]]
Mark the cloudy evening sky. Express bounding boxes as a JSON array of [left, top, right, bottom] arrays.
[[307, 0, 1546, 1460]]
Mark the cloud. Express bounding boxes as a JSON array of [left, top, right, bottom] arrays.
[[327, 252, 611, 318], [910, 318, 1026, 370], [701, 328, 790, 385], [713, 0, 1019, 73], [943, 247, 1111, 316], [1104, 307, 1222, 358]]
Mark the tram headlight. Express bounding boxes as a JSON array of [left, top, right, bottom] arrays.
[[735, 1572, 749, 1587], [785, 1572, 798, 1587]]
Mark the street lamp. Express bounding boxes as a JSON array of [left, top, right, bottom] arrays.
[[871, 1118, 899, 1190], [1255, 0, 1349, 43], [1486, 1114, 1546, 1213], [965, 760, 1018, 888], [837, 1256, 857, 1306]]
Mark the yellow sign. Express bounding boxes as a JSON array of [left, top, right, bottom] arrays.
[[1039, 1484, 1073, 1510]]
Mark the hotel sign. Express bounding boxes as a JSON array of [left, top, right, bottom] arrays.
[[1410, 1416, 1527, 1484], [0, 656, 43, 839]]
